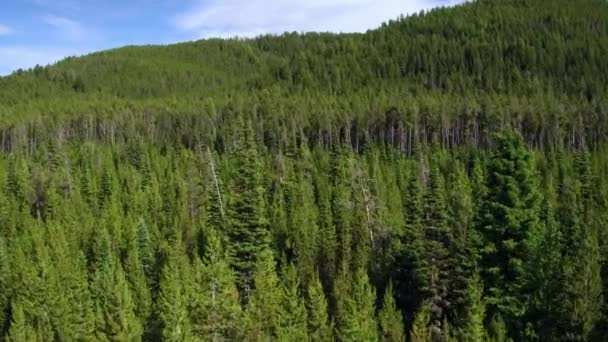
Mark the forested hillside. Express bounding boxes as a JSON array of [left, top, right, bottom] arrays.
[[0, 0, 608, 340]]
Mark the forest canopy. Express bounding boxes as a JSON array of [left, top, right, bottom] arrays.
[[0, 0, 608, 341]]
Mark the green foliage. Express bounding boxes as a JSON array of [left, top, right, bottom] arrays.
[[226, 118, 271, 295], [378, 282, 405, 342], [190, 228, 243, 341], [334, 268, 378, 341], [158, 246, 192, 342], [0, 1, 607, 340], [477, 130, 542, 334], [306, 272, 333, 341]]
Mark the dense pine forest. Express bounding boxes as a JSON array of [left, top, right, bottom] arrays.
[[0, 0, 608, 340]]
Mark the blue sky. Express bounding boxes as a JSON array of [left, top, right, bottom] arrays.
[[0, 0, 464, 76]]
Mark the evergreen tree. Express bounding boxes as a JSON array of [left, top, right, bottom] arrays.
[[190, 228, 243, 341], [94, 260, 143, 341], [395, 164, 426, 326], [306, 272, 333, 341], [226, 118, 271, 295], [477, 129, 542, 335], [410, 302, 431, 342], [123, 219, 153, 333], [460, 275, 487, 342], [277, 263, 309, 340], [555, 152, 603, 340], [6, 302, 39, 342], [243, 252, 282, 340], [421, 162, 453, 338], [378, 282, 405, 342], [334, 268, 378, 341], [158, 246, 192, 342]]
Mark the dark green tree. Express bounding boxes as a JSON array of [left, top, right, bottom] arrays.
[[477, 129, 542, 335]]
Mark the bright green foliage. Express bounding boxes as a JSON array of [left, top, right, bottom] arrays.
[[243, 253, 282, 340], [123, 219, 153, 331], [158, 246, 192, 342], [306, 272, 333, 341], [378, 282, 405, 342], [6, 302, 40, 342], [0, 1, 607, 340], [331, 146, 355, 273], [94, 260, 143, 341], [190, 228, 243, 341], [277, 263, 309, 340], [410, 302, 431, 342], [334, 268, 378, 341], [459, 275, 487, 342], [487, 314, 509, 342]]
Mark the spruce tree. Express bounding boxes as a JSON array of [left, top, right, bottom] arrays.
[[378, 282, 405, 342], [226, 118, 271, 295], [477, 129, 542, 335], [410, 302, 431, 342], [123, 219, 153, 333], [395, 164, 426, 326], [422, 162, 453, 337], [555, 153, 603, 340], [277, 263, 309, 340], [306, 272, 333, 341], [6, 302, 39, 342], [94, 261, 143, 341], [157, 246, 192, 342], [334, 268, 378, 341], [190, 228, 243, 341], [243, 252, 282, 340]]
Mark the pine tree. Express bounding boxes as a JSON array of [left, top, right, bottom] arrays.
[[331, 145, 354, 273], [395, 164, 426, 326], [6, 157, 28, 209], [555, 152, 603, 340], [334, 268, 378, 341], [446, 162, 479, 332], [135, 219, 156, 286], [459, 275, 487, 342], [277, 263, 309, 340], [288, 172, 320, 288], [190, 228, 243, 341], [487, 314, 508, 342], [243, 252, 282, 340], [410, 302, 431, 342], [6, 302, 40, 342], [378, 282, 405, 342], [158, 246, 192, 342], [477, 129, 542, 335], [226, 118, 271, 295], [123, 219, 153, 333], [421, 162, 454, 338], [94, 260, 143, 341], [0, 235, 12, 335], [306, 272, 333, 341], [527, 176, 562, 340]]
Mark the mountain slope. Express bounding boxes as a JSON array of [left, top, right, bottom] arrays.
[[0, 0, 607, 148]]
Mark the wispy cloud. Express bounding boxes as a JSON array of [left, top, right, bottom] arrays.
[[175, 0, 466, 39], [0, 24, 14, 36], [43, 14, 86, 41]]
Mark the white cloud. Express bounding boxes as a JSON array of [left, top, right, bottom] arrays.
[[0, 24, 14, 36], [43, 14, 86, 41], [175, 0, 467, 39], [0, 46, 82, 76]]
